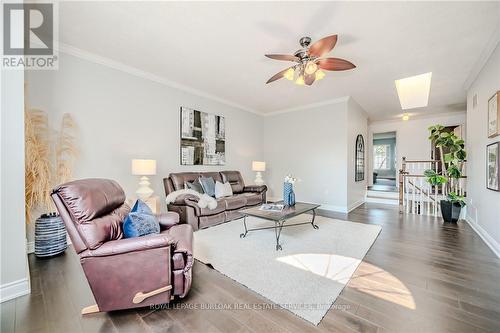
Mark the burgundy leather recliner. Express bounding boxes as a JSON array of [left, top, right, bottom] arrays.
[[51, 178, 193, 314]]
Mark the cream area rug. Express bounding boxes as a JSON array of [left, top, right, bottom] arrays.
[[193, 215, 382, 325]]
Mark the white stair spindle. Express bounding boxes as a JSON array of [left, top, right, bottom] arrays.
[[412, 177, 416, 214], [427, 179, 430, 216], [419, 177, 423, 215], [406, 177, 410, 214]]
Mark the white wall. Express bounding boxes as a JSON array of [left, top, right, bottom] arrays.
[[26, 52, 263, 214], [263, 97, 368, 213], [347, 98, 368, 210], [466, 42, 500, 257], [368, 112, 467, 185], [263, 100, 348, 211], [1, 68, 30, 302]]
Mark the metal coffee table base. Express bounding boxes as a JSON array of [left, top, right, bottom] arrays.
[[239, 209, 318, 250]]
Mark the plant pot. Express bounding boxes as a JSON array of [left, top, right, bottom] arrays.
[[440, 200, 462, 223], [35, 213, 67, 257]]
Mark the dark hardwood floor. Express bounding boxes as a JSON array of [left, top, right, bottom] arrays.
[[2, 203, 500, 333]]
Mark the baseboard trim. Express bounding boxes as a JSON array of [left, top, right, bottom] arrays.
[[0, 278, 31, 303], [319, 204, 349, 214], [465, 215, 500, 258], [347, 200, 365, 213]]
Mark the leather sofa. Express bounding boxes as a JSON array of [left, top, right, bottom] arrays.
[[51, 178, 193, 313], [163, 171, 267, 230]]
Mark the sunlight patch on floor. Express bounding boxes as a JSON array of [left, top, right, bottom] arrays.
[[349, 262, 416, 309], [277, 254, 416, 310], [276, 253, 361, 285]]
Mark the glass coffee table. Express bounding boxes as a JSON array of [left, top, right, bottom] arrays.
[[238, 202, 320, 250]]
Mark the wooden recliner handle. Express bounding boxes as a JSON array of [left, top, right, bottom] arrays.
[[132, 285, 172, 304]]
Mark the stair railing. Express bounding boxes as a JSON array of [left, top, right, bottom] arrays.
[[399, 157, 466, 216]]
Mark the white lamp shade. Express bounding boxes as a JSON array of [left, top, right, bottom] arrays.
[[252, 161, 266, 172], [131, 159, 157, 175]]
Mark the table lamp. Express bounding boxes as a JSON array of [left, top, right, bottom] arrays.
[[131, 159, 156, 200], [252, 161, 266, 186]]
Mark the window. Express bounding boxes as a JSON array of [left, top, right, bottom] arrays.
[[374, 144, 390, 170]]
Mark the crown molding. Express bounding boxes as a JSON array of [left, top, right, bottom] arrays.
[[463, 23, 500, 91], [55, 42, 264, 116], [264, 96, 350, 117], [346, 96, 370, 120]]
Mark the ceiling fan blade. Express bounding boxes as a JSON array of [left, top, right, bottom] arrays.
[[266, 67, 293, 84], [317, 58, 356, 71], [265, 54, 300, 62], [308, 35, 338, 57], [304, 73, 315, 86]]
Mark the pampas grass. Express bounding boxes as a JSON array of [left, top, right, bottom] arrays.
[[25, 108, 78, 223], [25, 109, 52, 222]]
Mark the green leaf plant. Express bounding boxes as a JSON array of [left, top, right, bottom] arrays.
[[424, 125, 467, 204], [447, 192, 466, 207]]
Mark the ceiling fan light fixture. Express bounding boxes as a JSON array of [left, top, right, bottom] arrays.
[[284, 68, 295, 80], [315, 70, 326, 81], [304, 61, 318, 75], [295, 75, 305, 85], [264, 34, 355, 86]]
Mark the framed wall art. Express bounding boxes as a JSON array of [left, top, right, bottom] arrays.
[[180, 107, 225, 165], [487, 141, 499, 191], [488, 91, 499, 138]]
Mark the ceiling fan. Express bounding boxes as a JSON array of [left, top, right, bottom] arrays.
[[265, 35, 356, 86]]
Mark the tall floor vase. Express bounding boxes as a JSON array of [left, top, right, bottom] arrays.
[[35, 213, 67, 257]]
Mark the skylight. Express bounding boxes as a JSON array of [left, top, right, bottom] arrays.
[[395, 72, 432, 110]]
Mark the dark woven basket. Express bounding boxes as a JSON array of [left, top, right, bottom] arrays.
[[35, 213, 67, 257]]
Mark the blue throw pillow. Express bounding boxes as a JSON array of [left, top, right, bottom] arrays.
[[123, 200, 160, 238], [199, 176, 216, 197]]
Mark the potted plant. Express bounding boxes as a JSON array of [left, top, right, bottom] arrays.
[[441, 192, 466, 223], [25, 108, 78, 257], [424, 125, 467, 223]]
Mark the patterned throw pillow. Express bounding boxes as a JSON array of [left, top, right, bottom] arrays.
[[185, 178, 204, 194], [199, 176, 216, 197], [123, 200, 160, 238]]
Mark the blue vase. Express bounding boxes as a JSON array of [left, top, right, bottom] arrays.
[[283, 182, 295, 206], [289, 190, 296, 206]]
